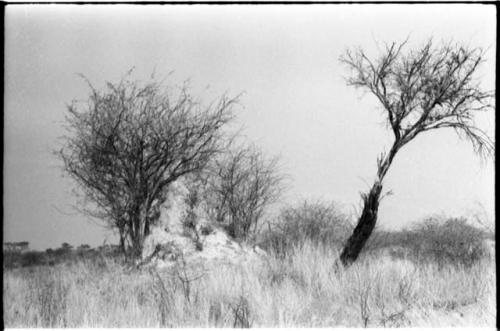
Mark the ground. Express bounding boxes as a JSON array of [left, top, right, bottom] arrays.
[[3, 241, 495, 327]]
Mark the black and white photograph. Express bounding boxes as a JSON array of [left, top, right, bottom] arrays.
[[3, 3, 496, 328]]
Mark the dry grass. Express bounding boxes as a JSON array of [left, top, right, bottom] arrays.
[[3, 241, 495, 327]]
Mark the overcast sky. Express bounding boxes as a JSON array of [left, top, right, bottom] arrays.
[[5, 4, 495, 250]]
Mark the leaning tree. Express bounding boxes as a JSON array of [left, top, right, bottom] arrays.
[[338, 39, 495, 266], [58, 74, 237, 256]]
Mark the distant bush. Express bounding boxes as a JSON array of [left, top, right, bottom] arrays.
[[362, 216, 491, 267], [3, 251, 22, 268], [407, 216, 490, 267], [204, 146, 286, 242], [61, 243, 73, 251], [3, 243, 125, 269], [259, 200, 353, 256], [363, 229, 412, 255], [21, 251, 46, 267]]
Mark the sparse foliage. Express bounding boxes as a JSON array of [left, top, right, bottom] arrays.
[[260, 200, 353, 256], [150, 269, 173, 327], [232, 296, 252, 328], [61, 243, 73, 251], [172, 255, 207, 304], [339, 39, 494, 266], [342, 39, 494, 159], [408, 216, 490, 267], [58, 73, 237, 256], [353, 267, 373, 328], [205, 145, 286, 240]]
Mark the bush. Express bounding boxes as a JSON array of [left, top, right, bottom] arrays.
[[3, 251, 22, 268], [363, 216, 491, 267], [407, 216, 490, 267], [4, 251, 47, 268], [362, 228, 413, 257], [259, 200, 353, 256], [204, 146, 286, 241], [21, 251, 46, 267]]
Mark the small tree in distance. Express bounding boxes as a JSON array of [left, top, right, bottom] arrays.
[[339, 39, 494, 266], [205, 145, 286, 241], [58, 73, 237, 256], [61, 242, 73, 251]]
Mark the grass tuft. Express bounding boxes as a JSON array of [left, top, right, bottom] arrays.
[[4, 238, 495, 327]]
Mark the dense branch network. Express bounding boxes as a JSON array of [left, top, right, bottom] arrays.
[[341, 39, 494, 180], [204, 145, 285, 239], [58, 76, 237, 254], [338, 39, 494, 266]]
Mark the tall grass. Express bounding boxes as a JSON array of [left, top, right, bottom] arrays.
[[363, 216, 493, 268], [259, 200, 353, 256], [4, 240, 495, 327]]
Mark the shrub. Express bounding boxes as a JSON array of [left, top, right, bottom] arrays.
[[204, 146, 286, 242], [362, 229, 412, 256], [406, 216, 490, 267], [259, 200, 353, 256], [361, 216, 491, 267], [3, 251, 22, 268], [21, 251, 46, 267]]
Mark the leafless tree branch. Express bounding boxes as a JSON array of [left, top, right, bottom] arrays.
[[57, 73, 237, 256]]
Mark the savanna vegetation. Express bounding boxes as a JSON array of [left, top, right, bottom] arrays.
[[4, 38, 495, 327], [3, 209, 495, 327]]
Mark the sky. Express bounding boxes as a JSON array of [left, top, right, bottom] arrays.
[[4, 4, 496, 251]]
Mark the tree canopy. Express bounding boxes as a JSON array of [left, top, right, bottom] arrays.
[[338, 39, 494, 266], [59, 75, 237, 255]]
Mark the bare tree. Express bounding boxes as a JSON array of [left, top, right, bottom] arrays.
[[339, 39, 494, 266], [205, 145, 286, 240], [58, 74, 237, 256]]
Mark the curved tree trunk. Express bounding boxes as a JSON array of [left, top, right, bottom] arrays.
[[340, 181, 383, 266], [339, 142, 401, 267]]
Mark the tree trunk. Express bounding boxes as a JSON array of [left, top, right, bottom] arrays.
[[339, 181, 383, 266], [131, 230, 143, 258], [144, 218, 150, 237], [128, 214, 142, 258], [119, 229, 126, 254], [129, 206, 149, 258], [338, 140, 402, 267]]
